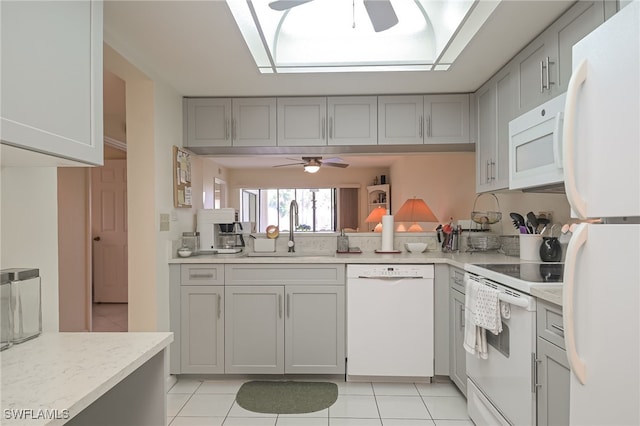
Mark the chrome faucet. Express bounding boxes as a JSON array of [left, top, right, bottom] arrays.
[[288, 200, 299, 252]]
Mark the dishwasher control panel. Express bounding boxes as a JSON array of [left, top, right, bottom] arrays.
[[347, 264, 434, 279]]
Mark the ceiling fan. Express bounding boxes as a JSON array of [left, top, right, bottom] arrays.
[[268, 0, 399, 32], [273, 157, 349, 173]]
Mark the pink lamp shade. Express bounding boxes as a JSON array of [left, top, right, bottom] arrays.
[[365, 206, 387, 232], [395, 197, 438, 232]]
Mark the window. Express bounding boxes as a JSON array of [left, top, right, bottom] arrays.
[[241, 188, 336, 232]]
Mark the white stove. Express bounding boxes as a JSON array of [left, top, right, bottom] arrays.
[[465, 262, 563, 294]]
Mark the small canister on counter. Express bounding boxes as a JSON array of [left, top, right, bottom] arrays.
[[4, 268, 41, 344], [181, 232, 200, 254], [1, 271, 12, 351]]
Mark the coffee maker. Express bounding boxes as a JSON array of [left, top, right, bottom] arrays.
[[196, 208, 245, 254]]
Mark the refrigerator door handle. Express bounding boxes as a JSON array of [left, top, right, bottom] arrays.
[[562, 223, 588, 385], [552, 112, 563, 170], [563, 59, 588, 219]]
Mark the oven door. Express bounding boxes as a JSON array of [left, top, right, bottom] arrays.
[[466, 281, 537, 426]]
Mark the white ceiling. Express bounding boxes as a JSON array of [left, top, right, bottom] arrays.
[[102, 0, 575, 168]]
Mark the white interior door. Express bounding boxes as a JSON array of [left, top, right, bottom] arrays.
[[91, 159, 128, 303]]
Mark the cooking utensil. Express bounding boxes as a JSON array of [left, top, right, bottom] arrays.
[[526, 212, 539, 233], [510, 212, 526, 229]]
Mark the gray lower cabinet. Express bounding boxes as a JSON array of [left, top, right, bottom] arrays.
[[285, 285, 345, 374], [224, 264, 346, 375], [449, 266, 467, 396], [180, 286, 224, 373], [536, 300, 570, 426], [224, 285, 285, 374]]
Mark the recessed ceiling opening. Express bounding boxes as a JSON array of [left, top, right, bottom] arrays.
[[227, 0, 500, 73]]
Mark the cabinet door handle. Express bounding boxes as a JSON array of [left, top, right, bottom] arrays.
[[217, 294, 222, 319], [321, 116, 326, 140], [532, 354, 543, 393], [540, 60, 545, 93], [278, 294, 283, 319], [428, 115, 432, 137], [232, 118, 237, 141], [286, 293, 290, 318], [491, 160, 496, 181], [225, 119, 230, 140], [419, 116, 423, 138], [545, 56, 555, 90], [329, 116, 333, 139], [460, 306, 465, 330], [486, 160, 491, 183]]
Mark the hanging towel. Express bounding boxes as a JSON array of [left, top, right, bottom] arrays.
[[474, 284, 502, 335], [463, 277, 488, 359]]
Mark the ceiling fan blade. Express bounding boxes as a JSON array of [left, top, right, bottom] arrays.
[[321, 157, 344, 163], [273, 162, 305, 168], [363, 0, 399, 32], [323, 162, 349, 168], [268, 0, 314, 11]]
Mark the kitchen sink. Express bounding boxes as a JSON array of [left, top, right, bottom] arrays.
[[246, 252, 336, 258]]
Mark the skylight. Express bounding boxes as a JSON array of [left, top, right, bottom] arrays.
[[226, 0, 500, 73]]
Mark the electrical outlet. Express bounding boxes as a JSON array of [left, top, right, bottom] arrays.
[[537, 211, 553, 223]]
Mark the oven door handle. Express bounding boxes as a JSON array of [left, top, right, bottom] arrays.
[[563, 223, 588, 385], [498, 293, 528, 308]]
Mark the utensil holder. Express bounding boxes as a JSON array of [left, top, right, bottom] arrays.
[[519, 234, 543, 261]]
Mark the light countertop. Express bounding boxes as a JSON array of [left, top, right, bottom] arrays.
[[170, 250, 564, 306], [169, 250, 521, 270], [530, 285, 563, 306], [0, 332, 173, 425]]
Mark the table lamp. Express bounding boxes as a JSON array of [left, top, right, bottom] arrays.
[[365, 206, 387, 232], [395, 197, 438, 232]]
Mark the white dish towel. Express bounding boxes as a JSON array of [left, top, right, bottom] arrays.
[[474, 284, 502, 335], [463, 277, 488, 359]]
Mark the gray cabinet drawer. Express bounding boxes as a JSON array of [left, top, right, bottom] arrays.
[[225, 264, 345, 286], [450, 267, 465, 294], [181, 265, 225, 286], [537, 299, 565, 349]]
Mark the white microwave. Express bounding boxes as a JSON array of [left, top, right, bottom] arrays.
[[508, 93, 566, 192]]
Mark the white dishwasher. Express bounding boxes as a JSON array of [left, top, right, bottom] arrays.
[[347, 264, 434, 379]]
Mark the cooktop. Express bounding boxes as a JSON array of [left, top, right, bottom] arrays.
[[465, 263, 564, 294], [474, 263, 564, 283]]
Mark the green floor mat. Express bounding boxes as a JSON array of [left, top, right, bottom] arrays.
[[235, 380, 338, 414]]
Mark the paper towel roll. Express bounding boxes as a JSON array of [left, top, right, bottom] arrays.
[[381, 215, 394, 251]]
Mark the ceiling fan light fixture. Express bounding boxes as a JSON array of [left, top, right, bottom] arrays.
[[304, 164, 320, 173]]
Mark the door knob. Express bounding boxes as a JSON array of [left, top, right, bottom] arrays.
[[93, 236, 101, 241]]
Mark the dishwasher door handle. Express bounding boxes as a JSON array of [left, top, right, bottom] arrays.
[[357, 276, 424, 280]]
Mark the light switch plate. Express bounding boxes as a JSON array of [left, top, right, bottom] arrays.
[[160, 213, 170, 232]]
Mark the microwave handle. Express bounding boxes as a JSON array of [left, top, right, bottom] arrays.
[[552, 112, 563, 170], [562, 223, 588, 385], [563, 59, 588, 219]]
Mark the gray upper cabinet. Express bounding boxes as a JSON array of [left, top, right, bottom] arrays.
[[551, 1, 606, 95], [225, 285, 285, 374], [424, 95, 470, 144], [232, 98, 277, 147], [285, 286, 345, 374], [180, 286, 224, 374], [378, 96, 424, 145], [327, 96, 377, 146], [476, 64, 517, 193], [515, 1, 606, 114], [277, 97, 327, 146], [1, 0, 103, 165], [184, 98, 232, 147], [184, 98, 276, 148]]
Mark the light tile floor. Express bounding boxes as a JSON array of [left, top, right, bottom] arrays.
[[92, 303, 128, 332], [167, 378, 472, 426]]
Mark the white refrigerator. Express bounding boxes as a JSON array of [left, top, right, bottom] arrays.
[[562, 2, 640, 425]]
